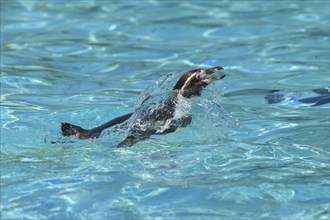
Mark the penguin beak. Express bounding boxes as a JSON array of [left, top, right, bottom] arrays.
[[205, 66, 223, 74], [203, 66, 225, 84]]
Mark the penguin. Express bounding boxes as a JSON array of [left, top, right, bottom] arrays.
[[60, 66, 225, 147], [265, 88, 330, 106]]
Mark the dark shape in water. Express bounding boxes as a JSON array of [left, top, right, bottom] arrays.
[[60, 67, 225, 147], [264, 94, 286, 104], [299, 95, 330, 106], [264, 88, 330, 106]]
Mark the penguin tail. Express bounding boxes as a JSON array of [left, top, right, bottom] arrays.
[[61, 122, 99, 139]]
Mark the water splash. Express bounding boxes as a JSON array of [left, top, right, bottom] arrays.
[[108, 71, 238, 145]]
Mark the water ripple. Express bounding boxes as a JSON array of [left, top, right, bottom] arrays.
[[1, 1, 329, 219]]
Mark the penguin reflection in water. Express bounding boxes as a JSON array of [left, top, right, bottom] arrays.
[[61, 66, 225, 147]]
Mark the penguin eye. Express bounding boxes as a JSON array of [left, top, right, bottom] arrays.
[[195, 73, 202, 80]]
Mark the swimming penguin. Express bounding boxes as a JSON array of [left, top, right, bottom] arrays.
[[60, 66, 225, 147], [265, 88, 330, 106]]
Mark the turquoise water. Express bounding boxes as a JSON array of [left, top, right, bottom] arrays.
[[1, 1, 329, 219]]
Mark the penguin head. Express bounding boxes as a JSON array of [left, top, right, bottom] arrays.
[[173, 66, 225, 98]]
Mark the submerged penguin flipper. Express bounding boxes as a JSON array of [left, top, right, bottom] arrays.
[[299, 94, 330, 106], [298, 96, 322, 104], [116, 137, 139, 148], [312, 96, 330, 106]]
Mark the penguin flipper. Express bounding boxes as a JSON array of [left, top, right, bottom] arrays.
[[60, 113, 133, 140], [312, 96, 330, 106], [116, 135, 149, 148], [117, 137, 140, 148], [61, 123, 98, 139], [299, 96, 326, 104]]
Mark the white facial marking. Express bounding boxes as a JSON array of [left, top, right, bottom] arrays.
[[181, 70, 206, 91], [181, 72, 196, 91]]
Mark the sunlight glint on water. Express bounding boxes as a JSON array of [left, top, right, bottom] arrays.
[[1, 1, 329, 219]]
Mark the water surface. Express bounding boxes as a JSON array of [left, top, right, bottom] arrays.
[[1, 1, 329, 219]]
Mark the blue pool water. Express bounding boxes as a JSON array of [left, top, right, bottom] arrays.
[[1, 1, 329, 219]]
